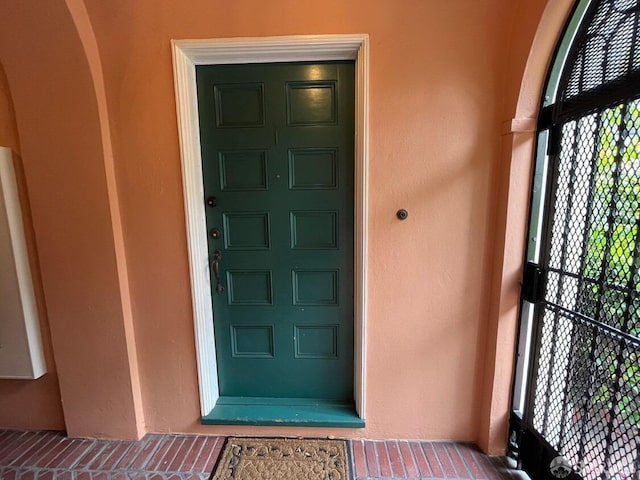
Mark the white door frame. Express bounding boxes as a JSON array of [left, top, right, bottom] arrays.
[[171, 34, 369, 419]]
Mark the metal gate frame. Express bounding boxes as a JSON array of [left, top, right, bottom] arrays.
[[509, 1, 640, 479]]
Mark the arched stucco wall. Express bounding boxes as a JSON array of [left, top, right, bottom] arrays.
[[0, 0, 577, 448], [82, 0, 547, 443], [64, 0, 145, 439], [478, 0, 576, 454], [0, 1, 143, 439]]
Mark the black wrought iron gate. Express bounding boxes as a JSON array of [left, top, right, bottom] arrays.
[[510, 1, 640, 479]]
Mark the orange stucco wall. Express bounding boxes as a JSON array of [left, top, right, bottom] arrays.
[[0, 1, 143, 439], [0, 64, 19, 154], [477, 0, 575, 453], [0, 0, 569, 452], [0, 62, 65, 431]]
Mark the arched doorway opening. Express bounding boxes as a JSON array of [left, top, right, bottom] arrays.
[[510, 1, 640, 478]]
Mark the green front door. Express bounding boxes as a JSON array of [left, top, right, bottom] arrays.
[[196, 62, 355, 401]]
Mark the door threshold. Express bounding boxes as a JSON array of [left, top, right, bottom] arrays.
[[202, 396, 365, 428]]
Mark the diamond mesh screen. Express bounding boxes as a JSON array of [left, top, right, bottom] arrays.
[[561, 0, 640, 102], [519, 1, 640, 477], [531, 100, 640, 478]]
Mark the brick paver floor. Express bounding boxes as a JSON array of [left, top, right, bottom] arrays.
[[0, 430, 528, 479]]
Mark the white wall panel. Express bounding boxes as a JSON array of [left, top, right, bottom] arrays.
[[0, 146, 46, 379]]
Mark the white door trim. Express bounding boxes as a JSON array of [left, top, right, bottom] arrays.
[[171, 34, 369, 419]]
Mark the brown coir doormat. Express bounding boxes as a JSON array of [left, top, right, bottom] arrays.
[[210, 437, 351, 480]]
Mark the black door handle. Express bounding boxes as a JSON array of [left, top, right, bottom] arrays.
[[212, 250, 224, 294]]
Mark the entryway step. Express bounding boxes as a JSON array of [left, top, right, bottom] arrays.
[[202, 396, 365, 427]]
